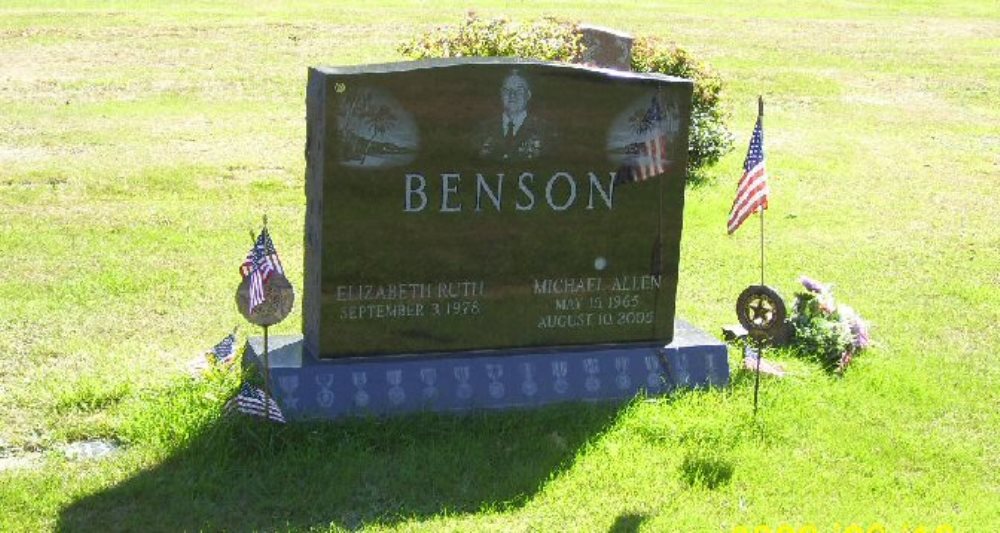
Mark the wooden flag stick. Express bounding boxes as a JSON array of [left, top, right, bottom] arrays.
[[260, 216, 272, 420], [262, 325, 271, 418], [758, 95, 765, 287], [753, 340, 763, 416], [760, 197, 765, 286]]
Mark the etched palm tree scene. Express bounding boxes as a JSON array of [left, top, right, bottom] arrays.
[[335, 86, 418, 168], [606, 92, 681, 183]]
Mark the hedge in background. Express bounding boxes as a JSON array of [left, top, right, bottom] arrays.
[[399, 13, 734, 184]]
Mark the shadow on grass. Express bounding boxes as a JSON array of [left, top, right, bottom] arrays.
[[58, 402, 623, 531], [609, 512, 648, 532]]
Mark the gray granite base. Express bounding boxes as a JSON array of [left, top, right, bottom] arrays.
[[243, 320, 728, 421]]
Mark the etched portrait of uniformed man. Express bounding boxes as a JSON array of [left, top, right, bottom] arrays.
[[475, 69, 553, 162]]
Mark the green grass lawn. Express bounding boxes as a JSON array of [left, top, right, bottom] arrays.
[[1, 1, 997, 531]]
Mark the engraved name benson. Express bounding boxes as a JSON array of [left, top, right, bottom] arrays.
[[403, 171, 617, 213]]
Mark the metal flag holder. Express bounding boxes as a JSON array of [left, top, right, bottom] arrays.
[[733, 96, 787, 416], [236, 215, 295, 419], [736, 284, 786, 415]]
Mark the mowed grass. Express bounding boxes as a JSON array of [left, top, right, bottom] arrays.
[[1, 1, 997, 531]]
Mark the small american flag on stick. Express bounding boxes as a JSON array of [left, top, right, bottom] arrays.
[[209, 328, 238, 365], [228, 383, 286, 423], [727, 113, 769, 234], [240, 227, 284, 312]]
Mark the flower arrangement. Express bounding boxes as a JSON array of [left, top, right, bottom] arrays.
[[790, 276, 870, 373]]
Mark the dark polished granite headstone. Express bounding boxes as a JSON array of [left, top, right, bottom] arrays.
[[305, 58, 692, 360]]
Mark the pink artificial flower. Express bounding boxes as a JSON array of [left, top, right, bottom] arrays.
[[851, 316, 871, 349], [839, 304, 870, 350], [799, 276, 829, 294]]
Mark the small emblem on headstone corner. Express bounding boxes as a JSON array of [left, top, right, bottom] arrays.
[[485, 363, 505, 399], [583, 358, 600, 393], [334, 82, 346, 93], [521, 362, 538, 397], [614, 357, 631, 390], [387, 369, 405, 406], [454, 366, 473, 400], [420, 367, 438, 400], [352, 371, 369, 408], [552, 360, 569, 394], [316, 374, 335, 408]]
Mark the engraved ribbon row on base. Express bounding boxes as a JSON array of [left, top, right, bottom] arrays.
[[271, 354, 712, 411]]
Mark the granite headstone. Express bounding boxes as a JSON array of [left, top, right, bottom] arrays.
[[305, 58, 690, 357], [579, 25, 634, 71]]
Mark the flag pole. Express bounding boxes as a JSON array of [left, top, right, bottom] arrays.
[[263, 324, 271, 412], [753, 338, 762, 416], [249, 220, 273, 421], [260, 214, 272, 419], [758, 95, 765, 287], [754, 95, 764, 416]]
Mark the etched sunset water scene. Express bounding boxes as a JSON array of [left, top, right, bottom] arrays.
[[335, 85, 419, 168]]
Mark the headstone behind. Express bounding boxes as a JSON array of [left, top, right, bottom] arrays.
[[579, 25, 634, 71]]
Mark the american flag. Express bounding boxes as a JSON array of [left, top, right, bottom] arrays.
[[727, 115, 769, 234], [240, 227, 284, 312], [228, 383, 286, 423], [209, 329, 237, 365], [616, 96, 670, 184]]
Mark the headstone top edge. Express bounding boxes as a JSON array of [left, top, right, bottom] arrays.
[[578, 24, 634, 39], [310, 58, 691, 84]]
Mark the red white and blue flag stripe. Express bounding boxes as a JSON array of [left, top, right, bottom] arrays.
[[635, 95, 669, 181], [228, 383, 285, 423], [636, 133, 669, 181], [727, 115, 769, 234]]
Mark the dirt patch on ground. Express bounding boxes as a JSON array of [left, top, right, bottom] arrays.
[[0, 451, 43, 473], [0, 146, 50, 164]]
